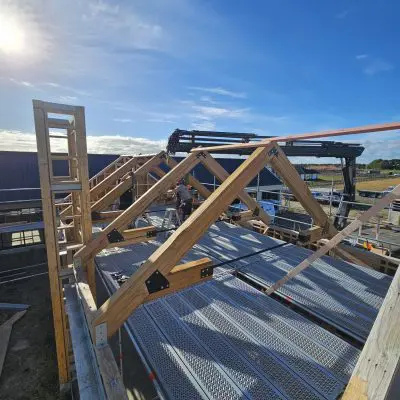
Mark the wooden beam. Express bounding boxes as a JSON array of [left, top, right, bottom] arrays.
[[342, 265, 400, 399], [74, 107, 96, 299], [267, 144, 336, 235], [91, 152, 166, 212], [122, 226, 155, 239], [91, 173, 132, 212], [74, 152, 203, 263], [60, 156, 146, 218], [325, 241, 399, 274], [92, 144, 274, 338], [200, 151, 272, 226], [33, 101, 69, 384], [89, 155, 129, 188], [92, 210, 124, 224], [89, 156, 149, 199], [264, 144, 366, 266], [230, 210, 255, 223], [105, 226, 157, 249], [191, 121, 400, 153], [266, 184, 400, 295], [145, 258, 213, 302], [48, 118, 72, 129], [35, 101, 77, 115], [297, 226, 325, 245], [150, 165, 167, 179], [165, 157, 213, 199]]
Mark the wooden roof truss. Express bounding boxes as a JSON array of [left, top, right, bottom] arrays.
[[34, 101, 400, 399]]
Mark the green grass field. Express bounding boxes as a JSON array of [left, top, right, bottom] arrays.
[[318, 174, 343, 182], [335, 177, 400, 191]]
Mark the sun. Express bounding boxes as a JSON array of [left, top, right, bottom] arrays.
[[0, 14, 25, 55]]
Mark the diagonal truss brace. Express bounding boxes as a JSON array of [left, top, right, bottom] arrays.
[[266, 184, 400, 295], [75, 152, 205, 262], [91, 151, 167, 213], [154, 154, 271, 225]]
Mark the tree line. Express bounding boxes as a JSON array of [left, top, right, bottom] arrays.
[[361, 159, 400, 170]]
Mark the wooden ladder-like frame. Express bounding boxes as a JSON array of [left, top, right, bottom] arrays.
[[33, 100, 126, 398]]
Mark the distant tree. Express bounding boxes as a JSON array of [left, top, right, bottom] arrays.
[[367, 159, 383, 169], [367, 159, 400, 170]]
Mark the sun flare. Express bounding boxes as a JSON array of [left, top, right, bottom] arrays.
[[0, 14, 25, 54]]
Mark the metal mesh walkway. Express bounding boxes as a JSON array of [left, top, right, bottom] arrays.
[[235, 244, 391, 342], [128, 275, 359, 400], [95, 221, 369, 400]]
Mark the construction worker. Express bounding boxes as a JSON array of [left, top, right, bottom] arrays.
[[363, 240, 372, 251], [175, 179, 193, 222]]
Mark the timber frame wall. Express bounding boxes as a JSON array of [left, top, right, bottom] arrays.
[[35, 100, 400, 399], [33, 101, 127, 398]]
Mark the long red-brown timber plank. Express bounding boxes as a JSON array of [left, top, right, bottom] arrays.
[[190, 121, 400, 152]]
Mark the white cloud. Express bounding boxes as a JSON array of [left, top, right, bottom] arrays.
[[59, 95, 78, 102], [189, 86, 246, 99], [356, 55, 394, 76], [192, 105, 248, 119], [1, 129, 399, 163], [89, 0, 119, 15], [8, 77, 34, 87], [44, 82, 92, 97], [145, 111, 180, 120], [0, 130, 166, 155], [87, 135, 166, 155], [113, 118, 133, 123], [191, 121, 216, 131], [5, 78, 92, 98], [363, 59, 394, 75], [199, 95, 217, 104], [357, 138, 400, 163], [83, 0, 164, 51], [146, 119, 176, 124], [336, 10, 350, 19]]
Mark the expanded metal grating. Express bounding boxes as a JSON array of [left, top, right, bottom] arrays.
[[236, 244, 391, 342], [94, 219, 391, 399], [126, 275, 360, 400]]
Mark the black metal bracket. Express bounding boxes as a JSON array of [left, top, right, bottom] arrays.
[[107, 228, 125, 243], [145, 270, 170, 294], [200, 266, 213, 278], [146, 230, 157, 238], [196, 151, 207, 159], [267, 147, 279, 158]]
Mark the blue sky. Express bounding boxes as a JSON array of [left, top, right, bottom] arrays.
[[0, 0, 399, 162]]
